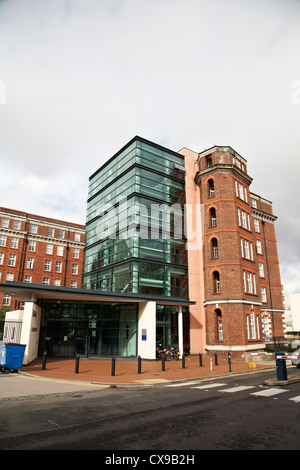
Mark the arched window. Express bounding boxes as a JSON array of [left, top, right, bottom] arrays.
[[210, 208, 217, 226], [213, 270, 220, 293], [215, 308, 223, 341], [211, 238, 218, 258], [208, 179, 215, 197]]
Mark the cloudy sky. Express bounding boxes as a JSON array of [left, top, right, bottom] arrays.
[[0, 0, 299, 302]]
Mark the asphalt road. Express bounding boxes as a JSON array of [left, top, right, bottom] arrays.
[[0, 369, 300, 453]]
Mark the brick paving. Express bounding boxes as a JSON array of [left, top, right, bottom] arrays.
[[22, 355, 275, 385]]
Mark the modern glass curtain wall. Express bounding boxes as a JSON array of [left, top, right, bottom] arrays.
[[82, 137, 189, 300], [38, 300, 138, 357]]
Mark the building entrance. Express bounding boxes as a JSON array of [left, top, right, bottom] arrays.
[[38, 299, 138, 358]]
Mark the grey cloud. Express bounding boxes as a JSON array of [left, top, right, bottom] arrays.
[[0, 0, 299, 296]]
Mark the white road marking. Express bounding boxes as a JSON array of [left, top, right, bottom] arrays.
[[219, 385, 255, 393], [251, 388, 289, 397]]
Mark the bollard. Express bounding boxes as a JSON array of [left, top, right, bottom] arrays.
[[75, 354, 80, 374], [276, 350, 287, 381], [210, 357, 213, 371], [228, 352, 231, 373], [42, 351, 47, 370], [215, 353, 218, 366], [138, 355, 142, 374], [162, 355, 165, 371], [182, 354, 185, 369], [199, 353, 203, 367], [111, 357, 116, 377]]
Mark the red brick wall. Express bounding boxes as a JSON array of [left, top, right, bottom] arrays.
[[195, 147, 284, 353], [0, 208, 85, 310]]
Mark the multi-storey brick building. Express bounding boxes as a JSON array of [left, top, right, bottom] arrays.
[[180, 145, 285, 358], [0, 207, 85, 310], [0, 137, 285, 362]]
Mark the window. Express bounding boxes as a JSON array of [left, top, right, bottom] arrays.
[[57, 246, 64, 256], [8, 254, 16, 266], [241, 210, 247, 228], [48, 228, 55, 237], [213, 271, 220, 293], [256, 240, 262, 254], [206, 156, 212, 167], [55, 261, 62, 273], [252, 199, 257, 209], [250, 310, 256, 339], [13, 220, 21, 230], [3, 294, 11, 306], [43, 277, 50, 285], [210, 208, 217, 226], [253, 274, 257, 294], [46, 244, 53, 255], [6, 273, 14, 282], [44, 260, 51, 271], [0, 235, 7, 247], [244, 240, 250, 259], [211, 238, 218, 258], [0, 253, 4, 265], [208, 179, 215, 197], [261, 287, 267, 303], [73, 248, 79, 259], [256, 316, 260, 339], [54, 279, 61, 286], [24, 275, 32, 283], [31, 224, 38, 234], [74, 233, 81, 242], [247, 272, 253, 293], [27, 257, 34, 269], [28, 240, 36, 252], [215, 308, 223, 341], [254, 219, 260, 233], [1, 218, 9, 228], [259, 262, 265, 278], [239, 183, 244, 200], [243, 271, 256, 294], [72, 264, 78, 275], [263, 314, 270, 337], [58, 230, 65, 239], [71, 280, 77, 288]]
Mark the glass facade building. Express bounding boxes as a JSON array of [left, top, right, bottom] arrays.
[[82, 137, 189, 301]]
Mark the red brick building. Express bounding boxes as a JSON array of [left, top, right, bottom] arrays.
[[0, 207, 85, 310], [181, 145, 285, 357]]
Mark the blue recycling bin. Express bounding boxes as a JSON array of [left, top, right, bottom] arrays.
[[0, 342, 26, 372]]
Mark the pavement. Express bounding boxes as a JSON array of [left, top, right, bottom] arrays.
[[1, 355, 299, 400], [0, 354, 281, 400]]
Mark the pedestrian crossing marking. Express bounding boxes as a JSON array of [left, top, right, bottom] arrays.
[[289, 395, 300, 403], [164, 381, 300, 404], [192, 383, 227, 390], [250, 388, 289, 397], [167, 381, 200, 387], [218, 385, 255, 393]]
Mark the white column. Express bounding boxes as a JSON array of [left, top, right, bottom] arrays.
[[138, 301, 156, 359], [20, 302, 41, 365], [178, 305, 183, 358]]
